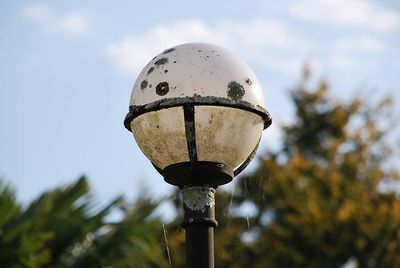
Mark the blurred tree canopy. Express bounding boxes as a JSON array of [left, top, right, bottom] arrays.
[[0, 178, 169, 268], [1, 71, 399, 267], [228, 73, 400, 267]]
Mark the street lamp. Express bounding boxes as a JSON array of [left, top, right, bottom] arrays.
[[124, 43, 271, 268]]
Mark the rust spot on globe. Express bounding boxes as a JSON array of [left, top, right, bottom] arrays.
[[156, 82, 169, 96], [140, 80, 148, 90], [227, 81, 245, 100], [155, 57, 168, 66]]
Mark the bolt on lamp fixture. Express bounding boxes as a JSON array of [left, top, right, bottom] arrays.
[[124, 43, 271, 268]]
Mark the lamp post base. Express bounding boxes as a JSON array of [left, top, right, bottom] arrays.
[[181, 186, 217, 268]]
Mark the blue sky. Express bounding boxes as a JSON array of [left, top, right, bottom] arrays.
[[1, 0, 399, 205]]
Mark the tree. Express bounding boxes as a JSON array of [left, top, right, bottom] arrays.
[[229, 70, 400, 267], [0, 177, 169, 268]]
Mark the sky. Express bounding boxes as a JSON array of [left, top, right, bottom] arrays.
[[1, 0, 399, 206]]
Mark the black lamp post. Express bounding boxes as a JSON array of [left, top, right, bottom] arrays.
[[124, 43, 271, 268]]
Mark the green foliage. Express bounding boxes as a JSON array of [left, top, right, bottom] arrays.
[[229, 74, 400, 267], [0, 177, 168, 268], [67, 198, 169, 268]]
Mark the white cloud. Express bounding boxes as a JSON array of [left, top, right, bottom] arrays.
[[105, 16, 391, 78], [105, 20, 227, 74], [105, 19, 312, 75], [327, 54, 358, 70], [22, 4, 89, 36], [333, 36, 385, 53], [22, 4, 54, 22], [288, 0, 400, 32], [59, 15, 89, 35], [218, 19, 290, 48]]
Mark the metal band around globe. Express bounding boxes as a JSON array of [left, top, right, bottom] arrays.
[[124, 95, 272, 131]]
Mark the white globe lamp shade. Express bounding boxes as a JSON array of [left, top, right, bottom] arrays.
[[124, 43, 271, 187]]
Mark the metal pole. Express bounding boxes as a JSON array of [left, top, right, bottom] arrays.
[[181, 186, 217, 268]]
